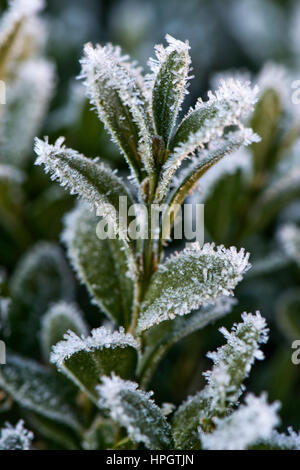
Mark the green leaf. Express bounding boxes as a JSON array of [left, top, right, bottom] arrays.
[[250, 88, 282, 174], [246, 159, 300, 234], [139, 298, 235, 387], [51, 327, 139, 403], [150, 34, 191, 147], [172, 312, 268, 449], [40, 301, 88, 362], [0, 354, 82, 432], [155, 79, 259, 202], [34, 138, 137, 252], [63, 204, 134, 328], [83, 417, 117, 450], [80, 43, 153, 178], [0, 60, 54, 167], [8, 242, 74, 354], [161, 129, 256, 241], [97, 374, 174, 449], [137, 243, 250, 333]]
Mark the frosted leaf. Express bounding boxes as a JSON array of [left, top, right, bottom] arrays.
[[51, 327, 139, 367], [34, 138, 136, 250], [0, 0, 44, 78], [162, 129, 255, 229], [0, 420, 33, 450], [51, 327, 139, 402], [0, 353, 82, 431], [203, 312, 268, 407], [278, 224, 300, 267], [137, 243, 250, 333], [148, 34, 192, 146], [264, 427, 300, 450], [200, 393, 280, 450], [172, 312, 268, 449], [196, 147, 252, 203], [0, 60, 54, 166], [249, 144, 300, 231], [139, 297, 236, 387], [157, 79, 259, 201], [257, 62, 291, 107], [10, 242, 74, 312], [97, 374, 173, 449], [8, 242, 74, 353], [40, 301, 88, 362], [80, 42, 153, 178], [62, 203, 134, 327]]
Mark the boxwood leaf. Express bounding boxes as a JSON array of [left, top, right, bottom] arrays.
[[40, 301, 88, 362], [80, 43, 153, 179], [149, 34, 191, 147], [156, 79, 259, 202], [97, 374, 174, 449], [34, 138, 137, 254], [51, 327, 139, 403], [7, 242, 74, 354], [172, 312, 269, 449], [0, 354, 82, 432], [62, 204, 134, 327], [161, 129, 257, 241], [137, 243, 250, 333]]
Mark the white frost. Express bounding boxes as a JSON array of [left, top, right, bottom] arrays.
[[0, 420, 33, 450], [200, 393, 280, 450], [51, 326, 139, 368]]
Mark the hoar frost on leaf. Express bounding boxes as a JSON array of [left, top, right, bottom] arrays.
[[203, 312, 269, 410], [34, 137, 134, 247], [0, 60, 54, 165], [0, 420, 33, 451], [148, 34, 192, 146], [200, 393, 280, 450], [137, 243, 250, 333], [157, 79, 259, 202], [97, 374, 173, 449], [172, 312, 269, 449], [51, 326, 139, 369], [265, 427, 300, 450], [80, 42, 153, 177]]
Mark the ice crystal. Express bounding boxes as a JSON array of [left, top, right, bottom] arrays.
[[200, 393, 280, 450], [0, 420, 33, 450]]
